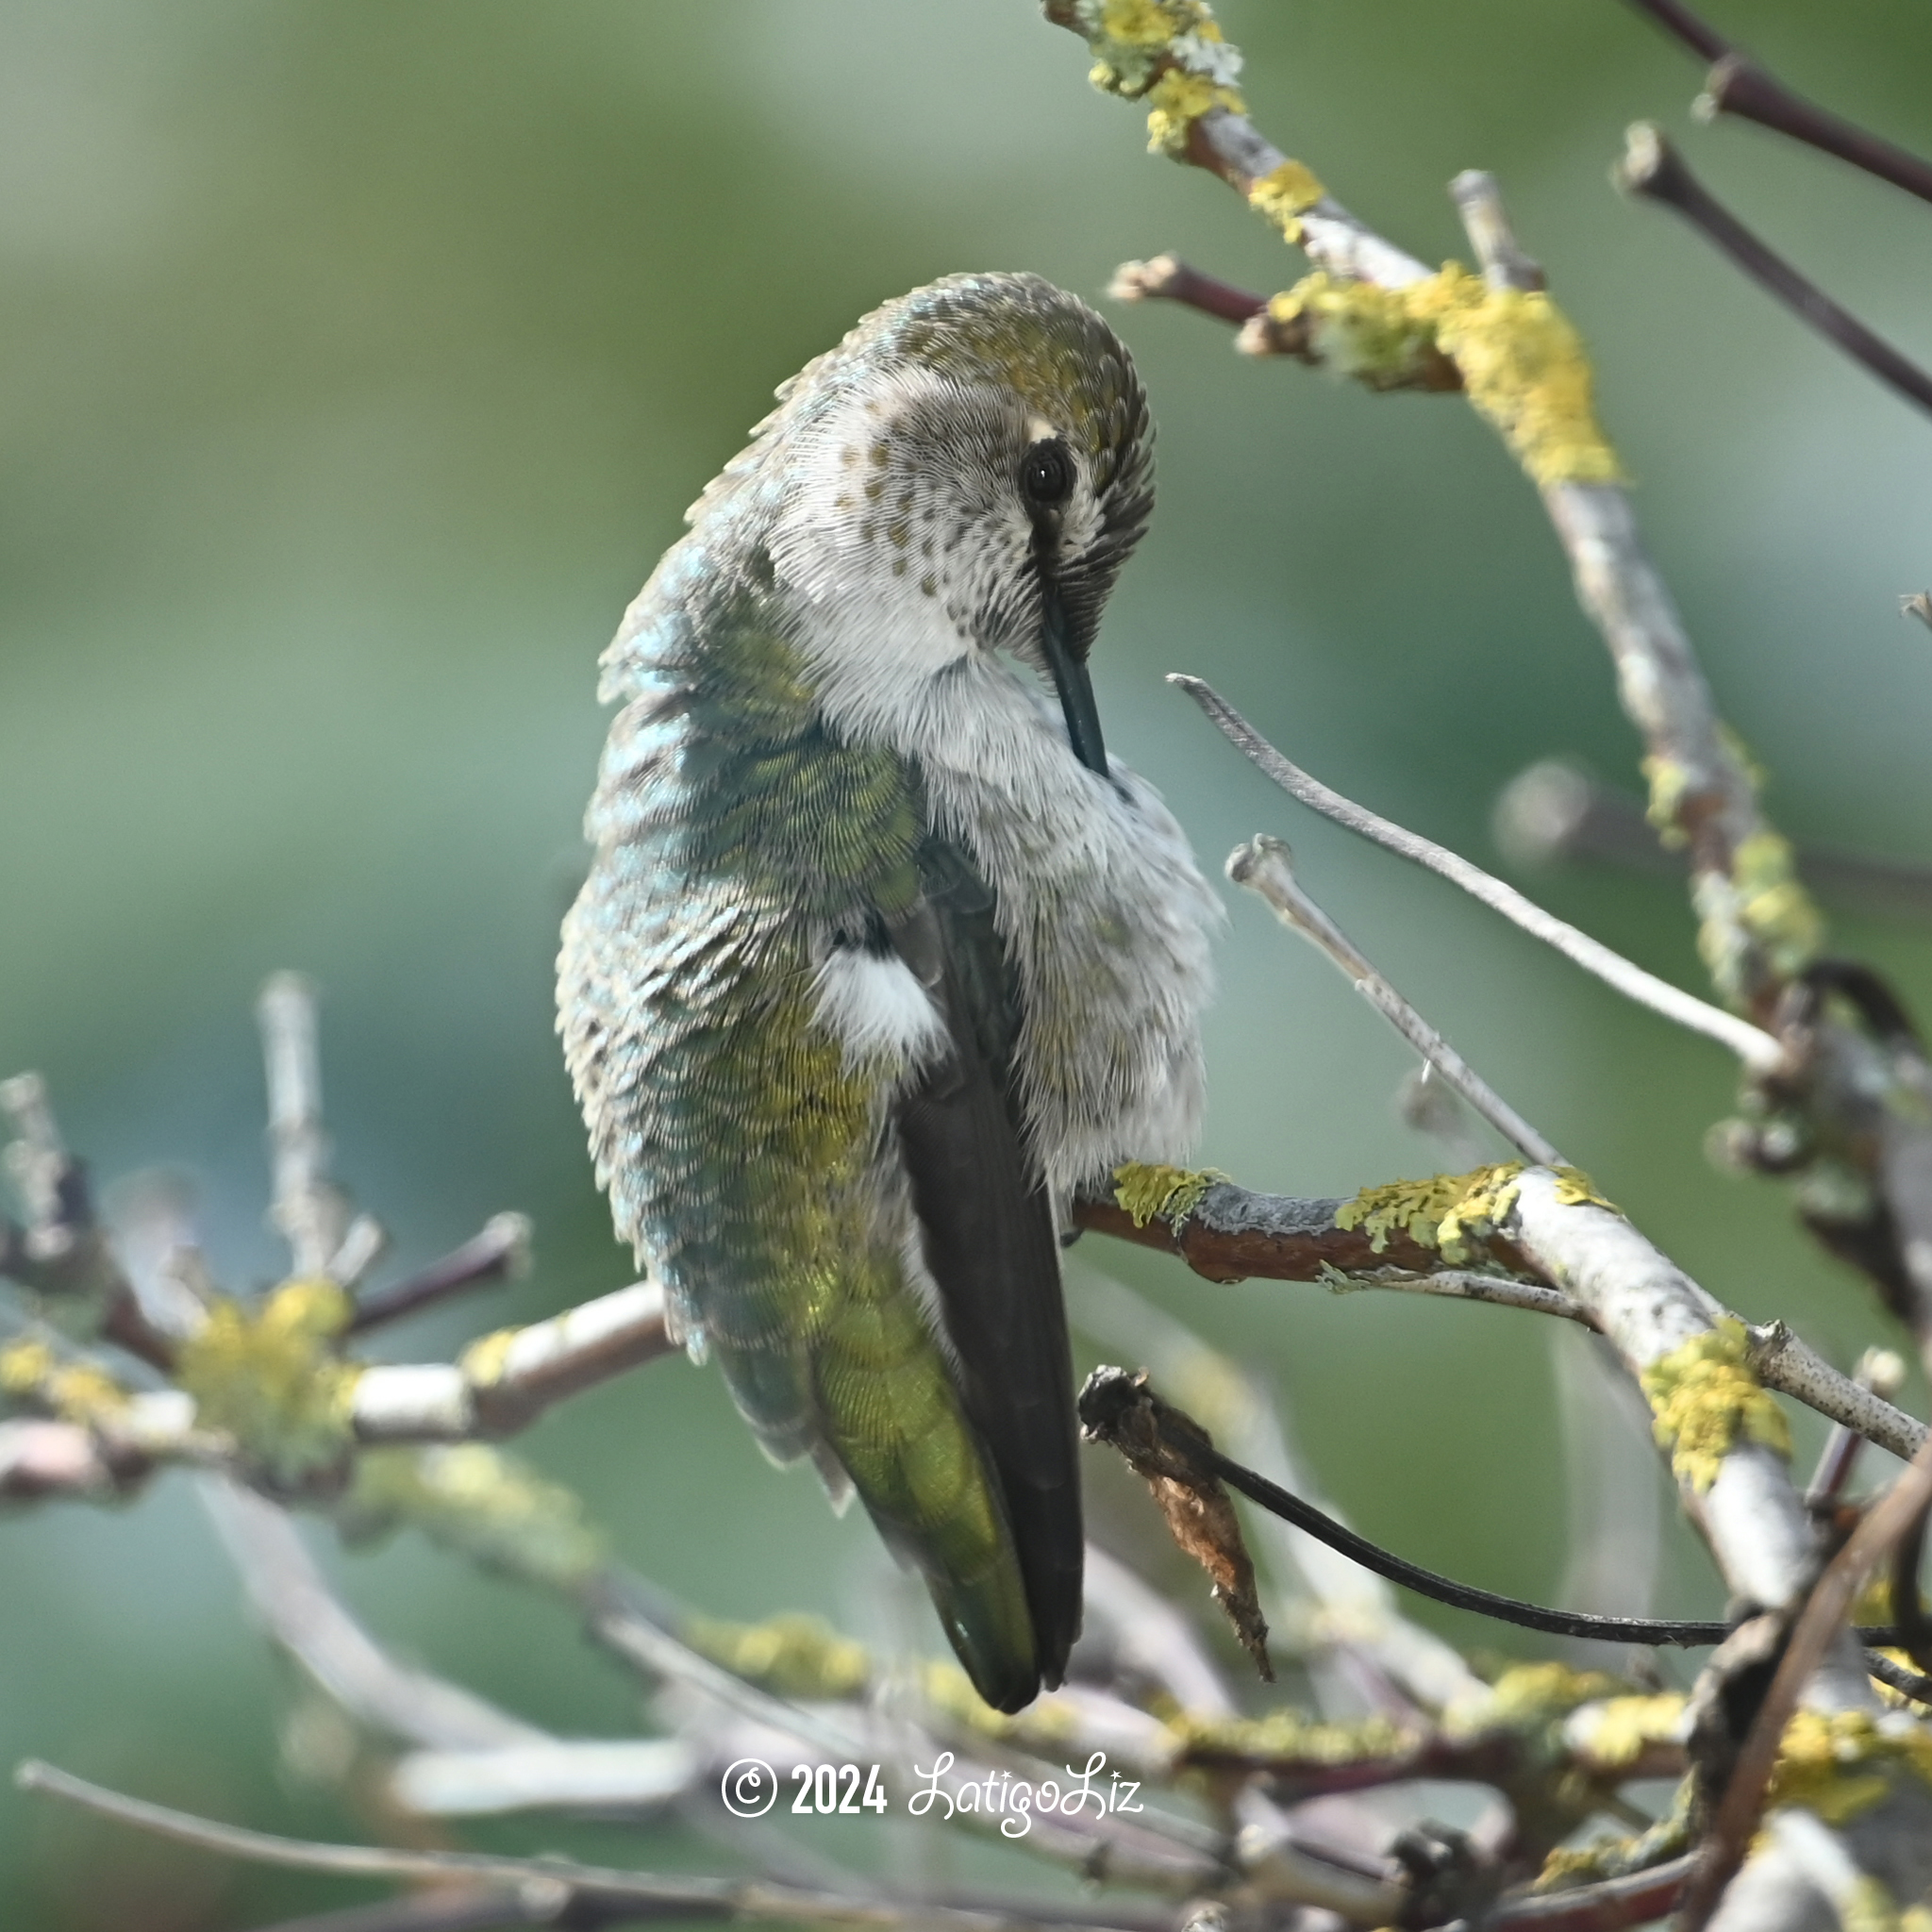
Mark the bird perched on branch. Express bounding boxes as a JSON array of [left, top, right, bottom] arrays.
[[558, 273, 1216, 1712]]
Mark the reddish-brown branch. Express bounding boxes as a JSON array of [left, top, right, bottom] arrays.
[[1619, 0, 1932, 207], [1073, 1187, 1526, 1284], [1619, 125, 1932, 417], [1108, 254, 1266, 325]]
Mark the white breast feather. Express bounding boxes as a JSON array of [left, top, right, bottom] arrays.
[[813, 947, 949, 1073]]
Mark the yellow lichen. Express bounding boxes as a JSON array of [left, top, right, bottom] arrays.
[[1535, 1842, 1626, 1891], [1550, 1166, 1615, 1212], [687, 1612, 872, 1702], [1097, 0, 1176, 47], [1166, 1705, 1413, 1769], [1842, 1878, 1903, 1932], [1074, 0, 1243, 132], [1446, 1661, 1624, 1740], [0, 1338, 52, 1397], [1265, 265, 1624, 486], [1575, 1693, 1687, 1771], [1766, 1708, 1932, 1827], [1112, 1161, 1225, 1231], [1409, 265, 1624, 486], [175, 1278, 358, 1485], [1641, 754, 1692, 850], [1142, 67, 1244, 154], [1266, 275, 1447, 391], [1640, 1318, 1790, 1493], [342, 1443, 606, 1593], [1727, 829, 1824, 982], [458, 1326, 519, 1390], [1336, 1164, 1524, 1263], [1246, 158, 1325, 242], [0, 1337, 128, 1427]]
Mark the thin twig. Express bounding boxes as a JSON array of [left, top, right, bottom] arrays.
[[1617, 0, 1932, 207], [257, 973, 346, 1280], [1675, 1433, 1932, 1932], [1617, 124, 1932, 418], [12, 1759, 1175, 1932], [1328, 1268, 1589, 1324], [1804, 1346, 1907, 1507], [349, 1214, 533, 1335], [247, 1895, 560, 1932], [201, 1479, 547, 1750], [1447, 170, 1545, 291], [1493, 759, 1932, 923], [1179, 677, 1787, 1074], [1224, 834, 1568, 1167], [1107, 254, 1265, 325]]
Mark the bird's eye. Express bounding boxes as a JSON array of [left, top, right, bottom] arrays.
[[1020, 438, 1075, 509]]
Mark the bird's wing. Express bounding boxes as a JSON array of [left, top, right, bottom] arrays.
[[560, 587, 1048, 1708], [891, 836, 1084, 1690]]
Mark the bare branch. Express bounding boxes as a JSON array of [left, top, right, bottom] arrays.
[[1447, 170, 1545, 291], [202, 1479, 547, 1750], [1493, 760, 1932, 924], [13, 1758, 1182, 1932], [1617, 123, 1932, 418], [1107, 255, 1264, 325], [0, 1418, 127, 1502], [348, 1279, 674, 1443], [1618, 0, 1932, 207], [1225, 834, 1566, 1165], [257, 974, 348, 1280], [349, 1214, 533, 1335], [1179, 678, 1787, 1075]]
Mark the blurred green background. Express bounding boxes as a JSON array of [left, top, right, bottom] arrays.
[[3, 1, 1931, 1923]]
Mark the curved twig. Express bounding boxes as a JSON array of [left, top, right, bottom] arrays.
[[1175, 676, 1787, 1074]]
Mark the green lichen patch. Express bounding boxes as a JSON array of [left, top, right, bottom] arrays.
[[1550, 1166, 1615, 1213], [1532, 1777, 1692, 1890], [175, 1277, 358, 1487], [1112, 1160, 1225, 1231], [1639, 1317, 1790, 1493], [1336, 1164, 1524, 1263], [341, 1443, 606, 1594], [1416, 268, 1624, 488]]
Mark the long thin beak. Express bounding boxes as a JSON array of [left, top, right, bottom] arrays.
[[1040, 584, 1108, 777]]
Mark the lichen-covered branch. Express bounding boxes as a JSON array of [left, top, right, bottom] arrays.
[[1076, 1165, 1926, 1466]]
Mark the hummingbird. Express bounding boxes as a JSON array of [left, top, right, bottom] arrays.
[[558, 272, 1217, 1712]]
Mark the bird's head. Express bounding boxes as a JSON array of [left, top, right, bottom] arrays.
[[762, 273, 1154, 776]]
